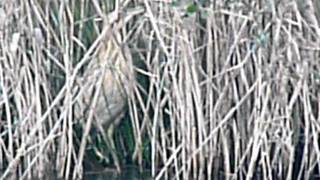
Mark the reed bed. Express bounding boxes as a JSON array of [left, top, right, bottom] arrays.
[[0, 0, 320, 179]]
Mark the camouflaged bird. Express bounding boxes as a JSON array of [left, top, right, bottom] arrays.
[[74, 5, 144, 172], [75, 22, 133, 173]]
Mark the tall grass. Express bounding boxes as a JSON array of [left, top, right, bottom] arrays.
[[0, 0, 320, 179]]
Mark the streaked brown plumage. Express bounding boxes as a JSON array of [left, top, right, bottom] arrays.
[[75, 27, 132, 172], [75, 5, 144, 172], [91, 35, 130, 129]]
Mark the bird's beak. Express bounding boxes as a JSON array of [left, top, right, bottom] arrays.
[[103, 5, 145, 27]]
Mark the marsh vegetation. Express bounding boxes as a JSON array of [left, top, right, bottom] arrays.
[[0, 0, 320, 179]]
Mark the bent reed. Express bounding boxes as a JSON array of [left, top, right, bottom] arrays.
[[0, 0, 320, 180]]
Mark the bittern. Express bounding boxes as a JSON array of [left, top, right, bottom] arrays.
[[75, 8, 141, 172]]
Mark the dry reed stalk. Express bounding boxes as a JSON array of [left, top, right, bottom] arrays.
[[0, 0, 320, 179]]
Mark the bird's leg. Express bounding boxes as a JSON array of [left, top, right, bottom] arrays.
[[99, 112, 124, 173], [91, 134, 111, 164], [107, 121, 120, 173], [109, 111, 125, 173]]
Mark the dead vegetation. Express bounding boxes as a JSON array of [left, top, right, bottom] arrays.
[[0, 0, 320, 179]]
